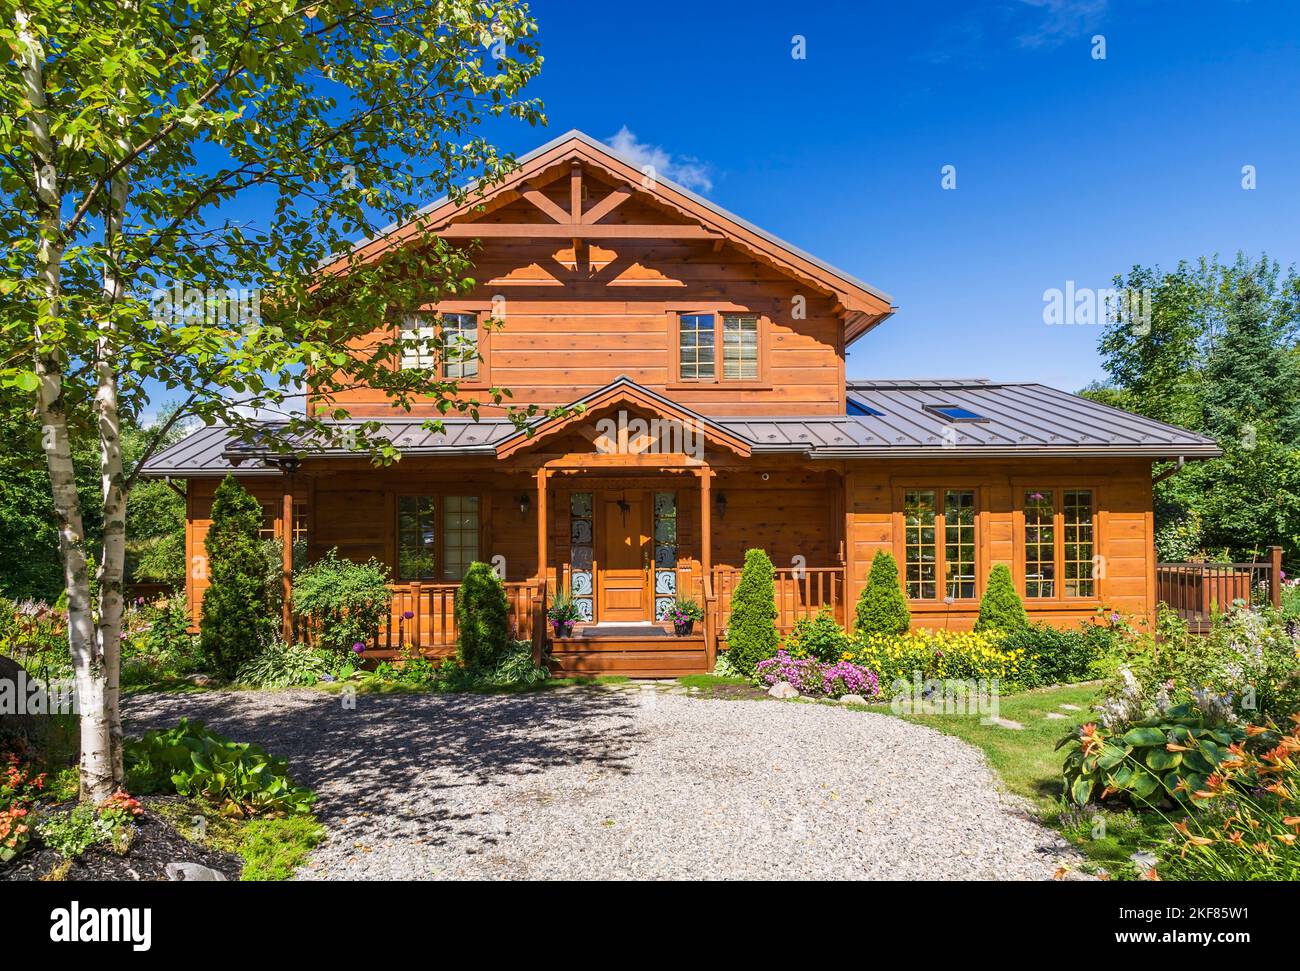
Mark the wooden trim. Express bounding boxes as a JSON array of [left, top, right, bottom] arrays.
[[436, 222, 723, 240], [281, 483, 294, 642]]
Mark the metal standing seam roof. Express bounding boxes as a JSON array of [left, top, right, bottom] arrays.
[[139, 379, 1220, 476]]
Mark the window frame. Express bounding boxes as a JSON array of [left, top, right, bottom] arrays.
[[1012, 482, 1102, 604], [393, 492, 484, 583], [891, 484, 983, 606], [667, 308, 770, 388], [394, 306, 491, 388]]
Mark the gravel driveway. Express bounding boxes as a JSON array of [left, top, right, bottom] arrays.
[[125, 686, 1077, 880]]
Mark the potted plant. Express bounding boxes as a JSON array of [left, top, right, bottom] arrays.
[[659, 597, 704, 636], [547, 593, 582, 638]]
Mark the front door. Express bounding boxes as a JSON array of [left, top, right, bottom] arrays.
[[598, 493, 649, 622]]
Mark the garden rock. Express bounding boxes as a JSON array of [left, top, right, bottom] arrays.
[[987, 716, 1024, 730], [838, 694, 869, 706], [165, 862, 228, 882], [767, 681, 799, 699], [1059, 704, 1082, 711], [186, 674, 216, 688], [1046, 712, 1068, 720]]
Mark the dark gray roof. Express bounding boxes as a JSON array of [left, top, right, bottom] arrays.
[[139, 379, 1219, 476]]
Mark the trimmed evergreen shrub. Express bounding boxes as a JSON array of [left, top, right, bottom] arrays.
[[292, 550, 391, 654], [975, 564, 1028, 633], [855, 551, 910, 636], [200, 476, 273, 678], [784, 607, 849, 663], [725, 548, 779, 677], [455, 562, 510, 670]]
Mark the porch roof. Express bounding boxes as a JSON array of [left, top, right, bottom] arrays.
[[138, 378, 1219, 476]]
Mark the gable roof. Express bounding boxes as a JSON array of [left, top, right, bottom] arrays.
[[318, 129, 895, 341], [493, 376, 752, 458], [139, 378, 1219, 477]]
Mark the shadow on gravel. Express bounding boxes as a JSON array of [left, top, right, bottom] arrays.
[[123, 689, 642, 847]]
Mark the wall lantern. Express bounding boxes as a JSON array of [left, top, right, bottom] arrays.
[[715, 492, 727, 520], [516, 495, 531, 517]]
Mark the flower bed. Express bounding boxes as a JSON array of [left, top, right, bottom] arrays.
[[755, 650, 879, 699], [850, 628, 1032, 689]]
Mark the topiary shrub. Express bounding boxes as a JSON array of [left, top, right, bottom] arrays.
[[855, 550, 910, 636], [725, 548, 779, 677], [975, 564, 1028, 633], [292, 550, 391, 654], [200, 476, 272, 678], [455, 562, 510, 671], [784, 607, 849, 663]]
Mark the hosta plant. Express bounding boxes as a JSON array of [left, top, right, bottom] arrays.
[[125, 719, 315, 818], [1058, 705, 1244, 808]]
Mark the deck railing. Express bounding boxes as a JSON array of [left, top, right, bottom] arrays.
[[1156, 546, 1282, 633], [295, 579, 545, 656], [710, 566, 846, 643]]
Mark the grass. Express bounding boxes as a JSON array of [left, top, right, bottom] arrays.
[[153, 800, 326, 881]]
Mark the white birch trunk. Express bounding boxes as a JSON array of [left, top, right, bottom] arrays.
[[17, 8, 116, 801]]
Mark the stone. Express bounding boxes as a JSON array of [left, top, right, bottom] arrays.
[[767, 681, 799, 700], [987, 716, 1024, 730], [165, 862, 228, 882], [838, 694, 869, 706], [1046, 712, 1068, 720], [186, 674, 216, 688], [1059, 704, 1082, 711]]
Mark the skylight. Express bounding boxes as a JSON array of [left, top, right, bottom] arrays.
[[925, 404, 987, 422], [848, 398, 885, 417]]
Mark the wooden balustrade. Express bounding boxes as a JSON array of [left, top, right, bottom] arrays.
[[295, 580, 543, 656], [710, 566, 845, 643], [1156, 547, 1282, 634]]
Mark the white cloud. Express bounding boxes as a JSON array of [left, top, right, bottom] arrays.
[[1015, 0, 1109, 49], [604, 126, 714, 193]]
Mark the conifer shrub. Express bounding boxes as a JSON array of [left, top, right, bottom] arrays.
[[855, 550, 910, 636]]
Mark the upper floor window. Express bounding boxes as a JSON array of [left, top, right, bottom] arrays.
[[1023, 488, 1095, 598], [677, 311, 761, 382], [903, 488, 977, 600], [397, 494, 480, 581], [678, 313, 716, 380], [399, 312, 478, 379], [440, 312, 478, 380]]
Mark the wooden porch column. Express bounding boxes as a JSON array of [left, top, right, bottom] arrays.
[[281, 481, 294, 643], [536, 468, 550, 591], [697, 467, 712, 578], [1271, 545, 1284, 609]]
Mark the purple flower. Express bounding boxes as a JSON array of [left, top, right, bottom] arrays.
[[403, 610, 414, 620], [352, 641, 366, 654], [1111, 612, 1121, 623]]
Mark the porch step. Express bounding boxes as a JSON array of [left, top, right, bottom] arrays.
[[550, 631, 707, 677], [570, 624, 674, 638]]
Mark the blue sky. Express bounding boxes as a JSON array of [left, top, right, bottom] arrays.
[[471, 0, 1300, 390]]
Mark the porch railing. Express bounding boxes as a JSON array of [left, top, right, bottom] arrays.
[[301, 579, 546, 655], [710, 566, 846, 644], [1156, 546, 1283, 633]]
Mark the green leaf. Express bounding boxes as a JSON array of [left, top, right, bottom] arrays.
[[1122, 727, 1168, 747], [1145, 748, 1182, 771]]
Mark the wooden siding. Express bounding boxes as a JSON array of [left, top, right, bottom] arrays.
[[843, 457, 1156, 630]]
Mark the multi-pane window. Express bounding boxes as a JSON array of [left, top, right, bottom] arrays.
[[441, 495, 480, 581], [399, 314, 435, 369], [904, 490, 938, 599], [904, 489, 977, 601], [1063, 489, 1095, 597], [1022, 489, 1095, 599], [722, 314, 759, 380], [258, 500, 307, 541], [397, 495, 479, 581], [678, 314, 716, 380], [1023, 490, 1056, 598], [440, 312, 478, 380], [944, 490, 976, 599]]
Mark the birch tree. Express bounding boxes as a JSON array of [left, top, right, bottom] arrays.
[[0, 0, 551, 800]]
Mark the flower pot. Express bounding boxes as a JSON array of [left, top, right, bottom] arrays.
[[673, 619, 694, 637], [552, 620, 574, 638]]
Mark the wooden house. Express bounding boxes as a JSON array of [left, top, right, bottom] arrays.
[[142, 131, 1220, 676]]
